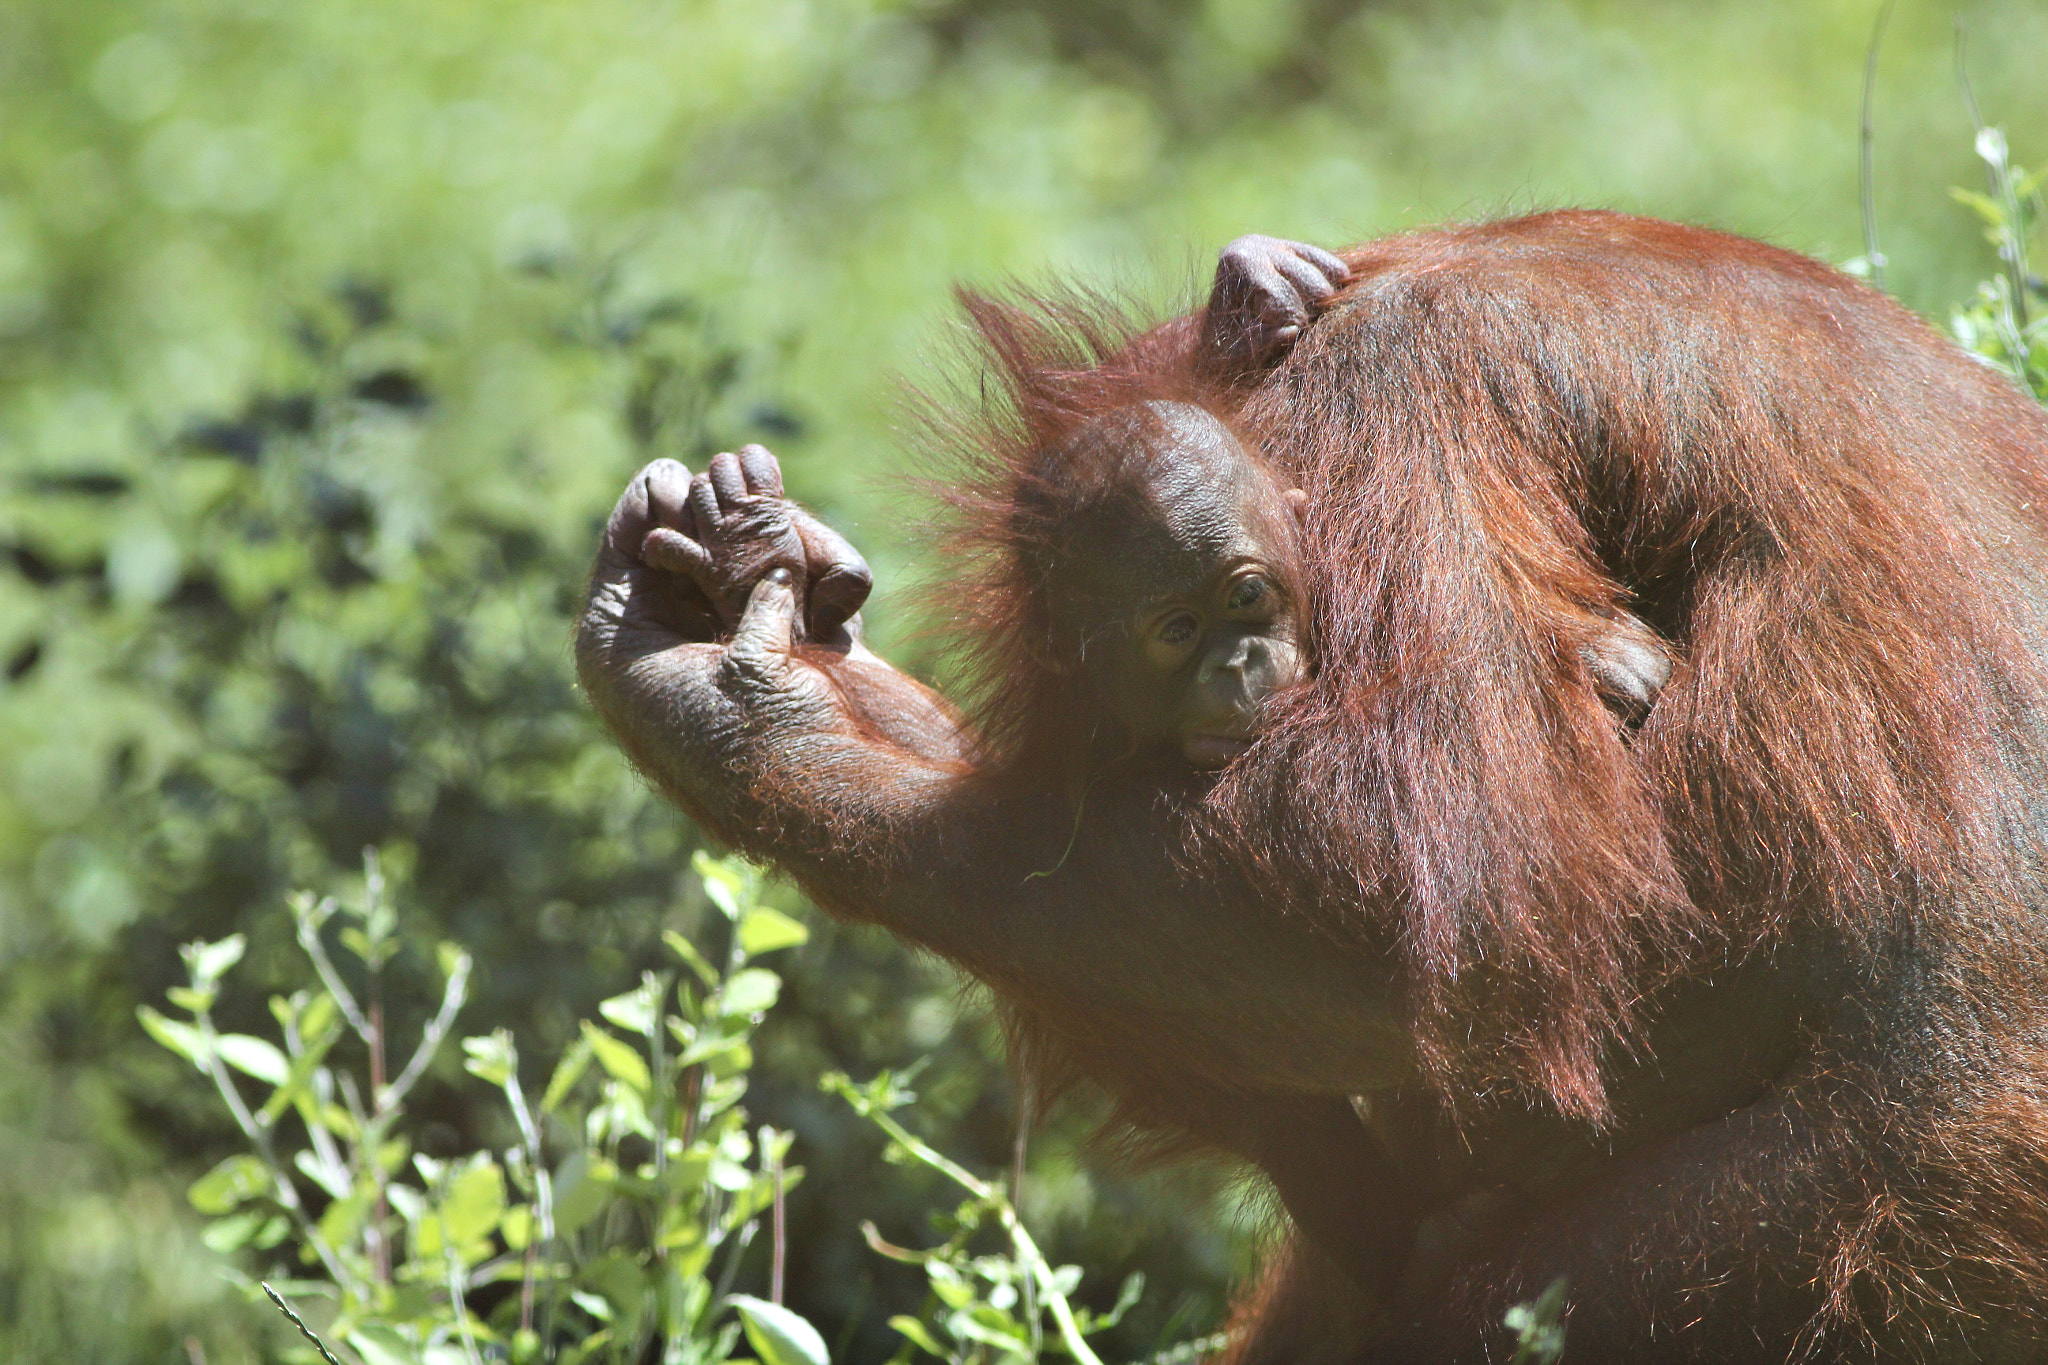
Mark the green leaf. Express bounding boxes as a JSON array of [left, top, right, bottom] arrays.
[[200, 1210, 266, 1253], [693, 849, 763, 921], [716, 968, 781, 1018], [440, 1156, 507, 1246], [299, 992, 339, 1044], [927, 1263, 974, 1310], [729, 1295, 830, 1365], [663, 930, 720, 989], [462, 1030, 517, 1086], [560, 1328, 614, 1365], [887, 1316, 947, 1359], [260, 1019, 343, 1126], [738, 906, 809, 954], [552, 1153, 617, 1236], [216, 1033, 290, 1085], [180, 935, 246, 988], [347, 1325, 420, 1365], [137, 1006, 212, 1068], [293, 1148, 350, 1200], [581, 1021, 652, 1095], [1951, 186, 2007, 228], [166, 985, 215, 1015], [700, 1075, 749, 1120], [541, 1032, 596, 1113], [317, 1191, 373, 1251], [692, 1039, 753, 1080], [189, 1154, 270, 1214], [598, 977, 662, 1036]]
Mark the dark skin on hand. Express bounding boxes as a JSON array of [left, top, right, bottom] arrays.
[[579, 215, 2048, 1363]]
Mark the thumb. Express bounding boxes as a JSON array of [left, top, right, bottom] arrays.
[[727, 568, 799, 680]]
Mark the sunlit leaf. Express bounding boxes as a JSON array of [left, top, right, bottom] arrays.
[[663, 930, 720, 989], [201, 1210, 265, 1253], [189, 1153, 269, 1214], [293, 1148, 349, 1200], [693, 849, 756, 921], [180, 935, 245, 988], [541, 1032, 596, 1113], [580, 1021, 652, 1095], [440, 1156, 507, 1247], [551, 1152, 617, 1236], [716, 968, 780, 1018], [737, 906, 809, 954], [730, 1294, 830, 1365], [888, 1316, 947, 1359], [137, 1006, 212, 1068], [216, 1033, 289, 1085], [348, 1325, 420, 1365], [598, 978, 662, 1036], [166, 986, 215, 1015], [462, 1030, 517, 1086]]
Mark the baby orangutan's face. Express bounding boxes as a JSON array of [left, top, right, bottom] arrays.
[[1050, 403, 1305, 769]]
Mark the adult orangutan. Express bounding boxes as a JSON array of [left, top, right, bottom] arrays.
[[576, 211, 2048, 1362]]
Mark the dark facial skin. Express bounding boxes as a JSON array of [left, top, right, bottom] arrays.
[[1052, 403, 1306, 769]]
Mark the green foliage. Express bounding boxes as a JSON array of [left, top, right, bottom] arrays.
[[145, 851, 828, 1365], [825, 1068, 1157, 1365], [1948, 127, 2047, 399], [148, 853, 1217, 1365]]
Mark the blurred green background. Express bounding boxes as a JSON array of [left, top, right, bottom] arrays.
[[0, 0, 2040, 1359]]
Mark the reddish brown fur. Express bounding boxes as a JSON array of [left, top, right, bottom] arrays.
[[919, 212, 2048, 1354]]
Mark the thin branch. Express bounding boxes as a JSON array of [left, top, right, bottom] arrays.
[[1012, 1087, 1040, 1361], [292, 896, 373, 1039], [770, 1146, 787, 1306], [502, 1071, 554, 1335], [853, 1092, 1102, 1365], [1858, 0, 1897, 289], [379, 954, 471, 1112], [262, 1283, 346, 1365], [446, 1249, 485, 1365], [199, 1027, 355, 1292]]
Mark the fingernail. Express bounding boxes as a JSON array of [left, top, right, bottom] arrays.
[[766, 568, 793, 587]]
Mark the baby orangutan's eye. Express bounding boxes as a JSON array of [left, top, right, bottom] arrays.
[[1156, 612, 1199, 647], [1227, 575, 1270, 611]]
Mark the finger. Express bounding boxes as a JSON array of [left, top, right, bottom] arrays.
[[737, 444, 784, 498], [1249, 267, 1312, 328], [1294, 241, 1352, 286], [642, 526, 714, 580], [789, 507, 874, 633], [644, 458, 695, 534], [1273, 250, 1341, 306], [707, 451, 748, 507], [604, 466, 656, 558], [728, 567, 799, 677], [687, 471, 722, 535]]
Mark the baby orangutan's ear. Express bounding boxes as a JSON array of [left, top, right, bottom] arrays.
[[1283, 488, 1308, 519]]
